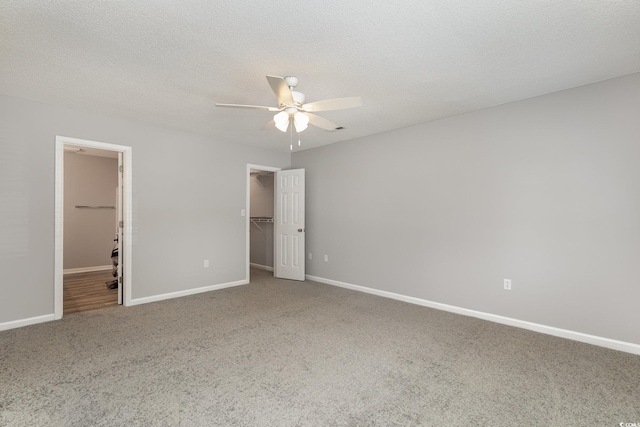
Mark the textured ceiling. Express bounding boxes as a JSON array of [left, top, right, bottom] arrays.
[[1, 1, 639, 152]]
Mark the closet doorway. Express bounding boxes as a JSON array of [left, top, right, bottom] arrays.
[[62, 146, 119, 313], [246, 164, 280, 280], [54, 136, 132, 320], [246, 164, 306, 282]]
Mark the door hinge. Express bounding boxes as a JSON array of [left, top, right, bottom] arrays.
[[119, 165, 123, 173], [118, 276, 123, 284], [119, 220, 123, 228]]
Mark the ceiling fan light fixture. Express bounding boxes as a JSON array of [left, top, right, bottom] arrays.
[[293, 112, 309, 132], [274, 111, 289, 132]]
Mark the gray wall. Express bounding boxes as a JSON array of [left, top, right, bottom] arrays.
[[292, 73, 640, 345], [0, 95, 290, 324], [249, 173, 274, 268], [3, 72, 639, 347], [64, 152, 118, 269]]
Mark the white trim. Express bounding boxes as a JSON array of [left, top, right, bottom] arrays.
[[122, 147, 133, 307], [250, 263, 274, 272], [63, 265, 112, 275], [306, 274, 640, 356], [54, 140, 64, 320], [0, 314, 55, 332], [55, 136, 133, 321], [246, 164, 281, 282], [129, 280, 248, 306]]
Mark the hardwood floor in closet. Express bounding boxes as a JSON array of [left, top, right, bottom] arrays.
[[64, 270, 118, 314]]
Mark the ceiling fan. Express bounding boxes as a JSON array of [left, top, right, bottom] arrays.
[[216, 75, 362, 135]]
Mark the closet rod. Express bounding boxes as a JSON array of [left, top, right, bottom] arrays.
[[75, 205, 116, 209], [250, 217, 274, 223]]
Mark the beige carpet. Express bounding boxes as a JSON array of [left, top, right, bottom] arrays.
[[1, 268, 639, 426]]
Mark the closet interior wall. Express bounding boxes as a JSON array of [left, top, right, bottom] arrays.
[[64, 152, 118, 270]]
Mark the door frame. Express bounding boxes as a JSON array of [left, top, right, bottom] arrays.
[[54, 136, 133, 319], [246, 164, 281, 281]]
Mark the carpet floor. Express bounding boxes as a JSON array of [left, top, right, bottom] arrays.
[[1, 268, 639, 426]]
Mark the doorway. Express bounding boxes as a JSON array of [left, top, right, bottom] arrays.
[[54, 136, 132, 320], [62, 146, 119, 313], [246, 164, 306, 282], [246, 164, 280, 281], [249, 169, 276, 275]]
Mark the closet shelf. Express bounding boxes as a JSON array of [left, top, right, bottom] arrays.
[[250, 216, 273, 233], [75, 205, 115, 209], [250, 216, 274, 223]]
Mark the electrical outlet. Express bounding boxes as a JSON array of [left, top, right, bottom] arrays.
[[308, 253, 312, 260], [204, 260, 209, 268], [504, 279, 511, 290], [324, 254, 328, 262]]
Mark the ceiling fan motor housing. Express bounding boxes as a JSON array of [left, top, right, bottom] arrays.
[[291, 91, 306, 106]]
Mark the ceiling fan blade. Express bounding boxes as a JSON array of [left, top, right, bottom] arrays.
[[266, 75, 294, 106], [261, 120, 275, 131], [302, 96, 362, 112], [215, 103, 280, 112], [307, 113, 340, 131]]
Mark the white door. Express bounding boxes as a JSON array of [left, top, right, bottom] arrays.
[[275, 169, 305, 281], [116, 152, 123, 304]]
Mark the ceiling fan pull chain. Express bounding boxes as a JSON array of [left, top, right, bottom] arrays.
[[290, 121, 293, 151]]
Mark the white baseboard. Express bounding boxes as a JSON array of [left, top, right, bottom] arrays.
[[129, 279, 249, 306], [0, 314, 55, 332], [63, 265, 112, 275], [306, 274, 640, 356], [250, 263, 274, 272]]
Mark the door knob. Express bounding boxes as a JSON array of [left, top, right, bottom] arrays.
[[298, 228, 304, 232]]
